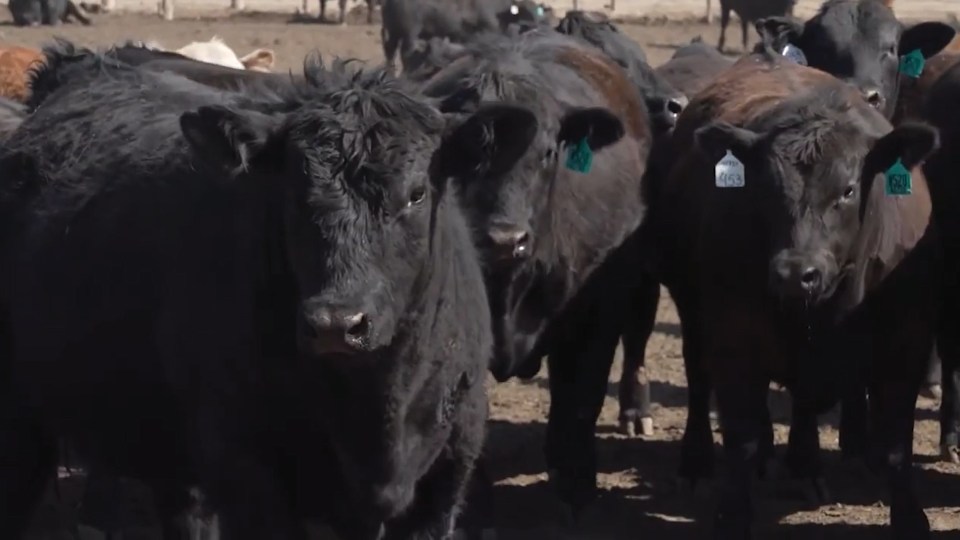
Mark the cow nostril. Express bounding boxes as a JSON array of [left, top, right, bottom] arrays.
[[864, 90, 883, 108], [799, 267, 821, 290], [514, 231, 531, 256], [344, 313, 369, 339], [666, 98, 685, 116]]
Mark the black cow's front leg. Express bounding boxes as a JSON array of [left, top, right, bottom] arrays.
[[784, 400, 830, 502], [937, 330, 960, 464], [617, 277, 660, 437], [545, 325, 620, 515], [839, 387, 869, 461], [870, 381, 930, 540], [713, 377, 767, 540]]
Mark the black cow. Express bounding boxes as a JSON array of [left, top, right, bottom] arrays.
[[380, 0, 546, 70], [7, 0, 91, 26], [919, 61, 960, 466], [716, 0, 795, 53], [402, 37, 470, 83], [555, 10, 688, 134], [0, 41, 539, 540], [658, 50, 940, 538], [318, 0, 378, 24], [755, 0, 955, 120], [422, 29, 653, 511]]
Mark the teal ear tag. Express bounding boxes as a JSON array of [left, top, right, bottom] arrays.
[[565, 138, 593, 173], [535, 5, 544, 16], [899, 49, 925, 79], [885, 157, 912, 196]]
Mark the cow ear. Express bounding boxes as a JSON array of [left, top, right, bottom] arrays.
[[180, 106, 283, 174], [240, 48, 276, 71], [557, 107, 624, 151], [754, 16, 804, 53], [693, 121, 762, 163], [864, 122, 939, 175], [900, 22, 956, 60], [436, 103, 539, 179]]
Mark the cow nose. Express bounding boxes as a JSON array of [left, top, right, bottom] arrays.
[[667, 95, 688, 117], [799, 267, 822, 292], [304, 309, 371, 354], [649, 95, 688, 130], [488, 226, 532, 260], [862, 88, 884, 110]]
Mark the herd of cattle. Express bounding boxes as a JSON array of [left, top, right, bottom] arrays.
[[2, 0, 960, 538]]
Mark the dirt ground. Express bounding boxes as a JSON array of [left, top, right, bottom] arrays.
[[2, 9, 960, 540]]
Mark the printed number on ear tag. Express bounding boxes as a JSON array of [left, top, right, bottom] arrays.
[[565, 138, 593, 173], [781, 44, 807, 66], [900, 49, 925, 79], [715, 150, 745, 188], [885, 157, 912, 196]]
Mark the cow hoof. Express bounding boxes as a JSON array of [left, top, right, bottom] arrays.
[[640, 417, 655, 436], [942, 444, 960, 464], [619, 417, 637, 437], [922, 384, 942, 400]]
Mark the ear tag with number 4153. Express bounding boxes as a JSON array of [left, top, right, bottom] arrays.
[[900, 49, 925, 79], [715, 150, 745, 188], [781, 44, 807, 66], [885, 157, 912, 196]]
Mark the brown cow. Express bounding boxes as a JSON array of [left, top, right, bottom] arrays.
[[0, 46, 43, 103], [656, 50, 940, 538]]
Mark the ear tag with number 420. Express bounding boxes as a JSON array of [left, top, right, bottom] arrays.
[[885, 157, 912, 196], [565, 138, 593, 174], [781, 44, 808, 66], [900, 49, 925, 79], [715, 150, 745, 188]]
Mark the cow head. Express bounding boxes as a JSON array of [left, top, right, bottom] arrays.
[[178, 69, 537, 360], [438, 89, 623, 269], [755, 0, 955, 119], [694, 97, 938, 306]]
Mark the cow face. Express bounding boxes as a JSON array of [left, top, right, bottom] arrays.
[[449, 103, 623, 269], [179, 97, 537, 360], [756, 1, 955, 119], [695, 114, 938, 306]]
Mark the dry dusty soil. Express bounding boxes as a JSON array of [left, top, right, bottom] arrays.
[[2, 8, 959, 540]]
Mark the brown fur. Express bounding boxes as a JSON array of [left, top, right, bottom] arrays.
[[556, 47, 650, 142], [0, 46, 44, 103]]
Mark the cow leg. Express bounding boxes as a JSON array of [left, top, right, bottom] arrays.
[[717, 5, 730, 52], [0, 409, 58, 538], [739, 15, 749, 52], [784, 400, 830, 502], [937, 328, 960, 463], [545, 323, 620, 515], [838, 387, 869, 461], [755, 394, 774, 479], [923, 349, 942, 399], [338, 0, 346, 24], [677, 308, 715, 487], [713, 376, 766, 540], [617, 278, 660, 437], [870, 380, 930, 540], [366, 0, 374, 24], [318, 0, 326, 21]]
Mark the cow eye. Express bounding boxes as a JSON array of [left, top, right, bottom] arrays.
[[408, 186, 427, 206], [842, 185, 856, 200]]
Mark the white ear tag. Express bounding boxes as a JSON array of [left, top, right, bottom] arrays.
[[781, 44, 808, 66], [509, 4, 519, 15], [715, 150, 745, 188]]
